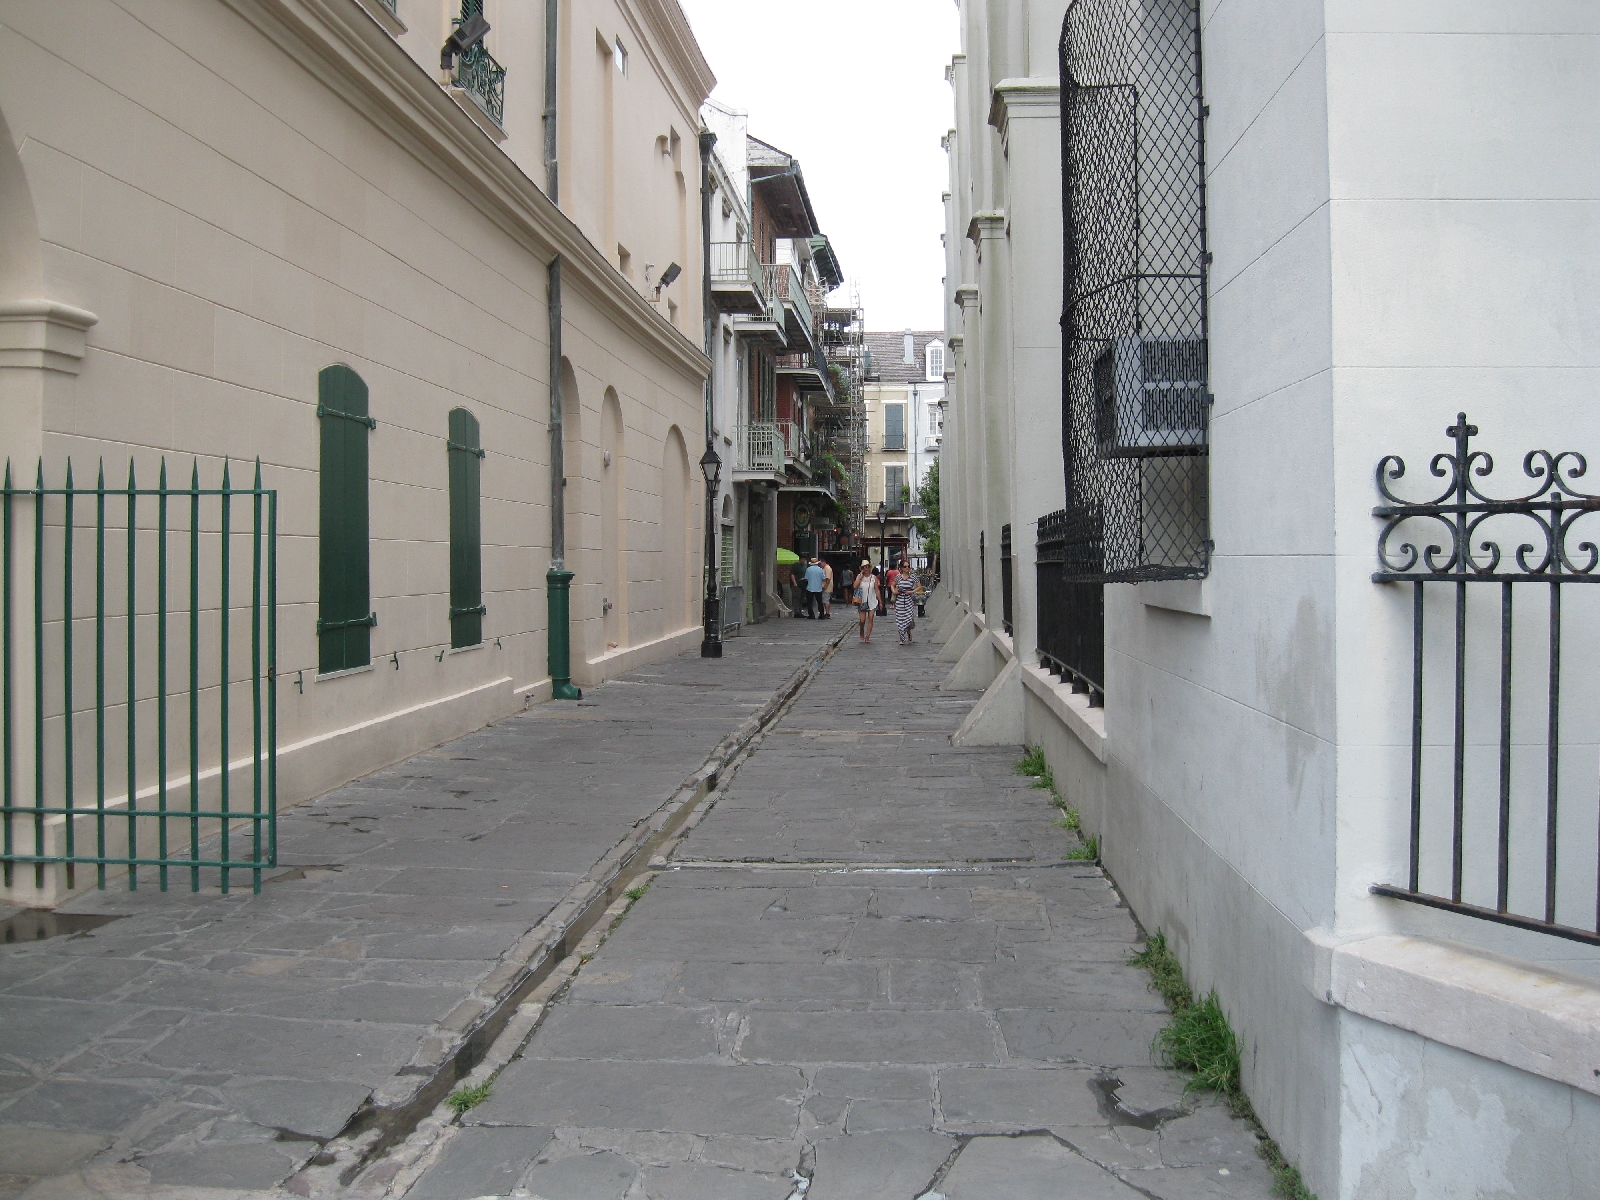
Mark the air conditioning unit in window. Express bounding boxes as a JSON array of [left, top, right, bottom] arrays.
[[1093, 336, 1207, 458]]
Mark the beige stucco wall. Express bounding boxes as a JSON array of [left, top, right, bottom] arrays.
[[0, 0, 712, 903]]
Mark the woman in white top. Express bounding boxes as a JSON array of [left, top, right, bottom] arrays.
[[854, 559, 878, 643]]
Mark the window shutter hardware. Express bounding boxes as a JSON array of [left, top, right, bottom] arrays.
[[448, 441, 486, 458], [316, 613, 377, 633], [449, 604, 487, 618], [317, 404, 378, 429]]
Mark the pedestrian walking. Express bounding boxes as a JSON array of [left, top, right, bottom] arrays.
[[894, 569, 917, 645], [854, 560, 878, 642], [821, 559, 834, 619], [803, 556, 826, 619], [841, 564, 855, 600], [874, 565, 887, 617]]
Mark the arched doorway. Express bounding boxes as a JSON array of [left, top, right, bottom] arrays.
[[601, 387, 625, 651], [662, 427, 690, 633]]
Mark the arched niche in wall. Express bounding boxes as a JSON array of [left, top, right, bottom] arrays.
[[0, 105, 42, 305], [558, 356, 582, 557], [601, 386, 625, 651], [661, 425, 691, 633]]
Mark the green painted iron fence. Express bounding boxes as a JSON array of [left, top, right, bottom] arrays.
[[1, 459, 277, 895]]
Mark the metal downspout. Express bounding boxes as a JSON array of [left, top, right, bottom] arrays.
[[542, 0, 558, 204], [546, 257, 579, 699], [542, 1, 578, 698]]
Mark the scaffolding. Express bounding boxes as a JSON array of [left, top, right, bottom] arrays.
[[816, 288, 868, 541]]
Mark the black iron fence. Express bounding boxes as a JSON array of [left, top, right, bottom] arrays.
[[1, 459, 278, 896], [979, 530, 987, 617], [1000, 524, 1014, 636], [1371, 415, 1600, 945], [1036, 510, 1104, 705]]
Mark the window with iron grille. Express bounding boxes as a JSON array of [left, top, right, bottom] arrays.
[[317, 366, 375, 673], [448, 408, 485, 649], [1056, 0, 1209, 584]]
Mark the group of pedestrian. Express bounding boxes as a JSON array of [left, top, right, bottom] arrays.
[[788, 553, 919, 646], [850, 556, 918, 646], [796, 556, 832, 620]]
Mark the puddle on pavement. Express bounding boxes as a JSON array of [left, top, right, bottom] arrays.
[[0, 910, 123, 944]]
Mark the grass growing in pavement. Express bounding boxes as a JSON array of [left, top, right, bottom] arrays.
[[624, 883, 649, 902], [444, 1080, 493, 1116], [1065, 834, 1099, 862], [1016, 746, 1049, 778], [1131, 931, 1318, 1199], [1017, 747, 1094, 861]]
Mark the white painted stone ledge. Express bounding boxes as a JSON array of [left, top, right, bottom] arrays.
[[1021, 662, 1107, 763], [1306, 929, 1600, 1098]]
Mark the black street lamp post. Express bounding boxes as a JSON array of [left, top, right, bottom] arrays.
[[877, 500, 887, 573], [700, 443, 723, 658]]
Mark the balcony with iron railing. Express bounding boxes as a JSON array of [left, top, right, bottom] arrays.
[[735, 421, 781, 475], [765, 263, 815, 348], [452, 41, 506, 126], [775, 420, 803, 470], [709, 242, 767, 314]]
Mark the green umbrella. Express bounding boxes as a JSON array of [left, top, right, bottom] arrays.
[[776, 548, 801, 565]]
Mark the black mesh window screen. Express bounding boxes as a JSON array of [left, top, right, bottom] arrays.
[[1058, 0, 1209, 581]]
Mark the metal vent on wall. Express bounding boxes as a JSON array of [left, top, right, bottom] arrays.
[[1057, 0, 1209, 581]]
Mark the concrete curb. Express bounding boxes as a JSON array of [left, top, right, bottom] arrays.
[[288, 626, 851, 1195]]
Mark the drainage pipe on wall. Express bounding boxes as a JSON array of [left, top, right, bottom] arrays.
[[542, 0, 579, 699], [542, 0, 558, 203]]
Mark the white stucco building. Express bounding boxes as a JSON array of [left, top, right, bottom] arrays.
[[0, 0, 718, 904], [934, 1, 1600, 1196]]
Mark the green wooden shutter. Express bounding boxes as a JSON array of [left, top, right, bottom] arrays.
[[720, 524, 735, 587], [317, 365, 375, 672], [885, 404, 905, 450], [448, 408, 484, 648]]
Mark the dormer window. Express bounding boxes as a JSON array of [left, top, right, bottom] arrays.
[[926, 341, 945, 382]]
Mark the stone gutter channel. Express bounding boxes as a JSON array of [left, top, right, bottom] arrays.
[[285, 627, 850, 1198]]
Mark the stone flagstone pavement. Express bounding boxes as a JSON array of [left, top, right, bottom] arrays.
[[0, 619, 841, 1199], [395, 621, 1275, 1199]]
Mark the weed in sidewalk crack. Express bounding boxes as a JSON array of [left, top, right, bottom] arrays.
[[1019, 746, 1094, 861], [624, 883, 649, 902], [1131, 931, 1318, 1199], [444, 1081, 492, 1116]]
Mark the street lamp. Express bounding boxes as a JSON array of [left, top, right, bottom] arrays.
[[700, 442, 723, 658], [877, 500, 887, 574]]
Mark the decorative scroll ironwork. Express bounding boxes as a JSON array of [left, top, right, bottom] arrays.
[[1375, 412, 1600, 584], [1057, 0, 1209, 584], [451, 3, 505, 126], [1372, 415, 1600, 946]]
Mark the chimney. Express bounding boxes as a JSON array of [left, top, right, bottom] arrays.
[[903, 328, 914, 365]]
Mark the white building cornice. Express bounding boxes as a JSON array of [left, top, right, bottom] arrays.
[[617, 0, 719, 134], [220, 0, 711, 385], [988, 77, 1062, 134], [966, 211, 1007, 244], [0, 301, 99, 375]]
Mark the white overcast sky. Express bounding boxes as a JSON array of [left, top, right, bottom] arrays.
[[674, 0, 960, 333]]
